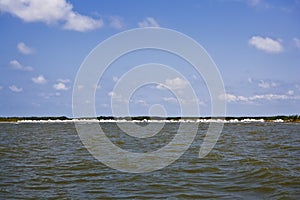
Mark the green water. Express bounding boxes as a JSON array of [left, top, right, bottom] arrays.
[[0, 122, 299, 199]]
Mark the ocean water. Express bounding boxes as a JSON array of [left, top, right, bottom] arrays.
[[0, 122, 299, 199]]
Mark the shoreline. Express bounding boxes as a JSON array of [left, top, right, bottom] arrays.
[[0, 115, 299, 123]]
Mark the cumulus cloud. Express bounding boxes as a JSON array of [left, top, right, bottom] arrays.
[[109, 16, 125, 29], [53, 78, 71, 90], [249, 36, 283, 53], [32, 75, 47, 84], [53, 82, 69, 90], [9, 85, 23, 92], [0, 0, 103, 32], [138, 17, 160, 28], [157, 77, 188, 90], [17, 42, 34, 55], [258, 80, 277, 89], [9, 60, 34, 71], [293, 38, 300, 49], [63, 12, 103, 32]]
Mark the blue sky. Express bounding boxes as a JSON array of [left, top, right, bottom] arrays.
[[0, 0, 299, 117]]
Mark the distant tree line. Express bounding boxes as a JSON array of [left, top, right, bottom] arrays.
[[0, 116, 69, 122], [0, 115, 299, 122]]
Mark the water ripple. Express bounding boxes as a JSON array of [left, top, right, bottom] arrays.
[[0, 123, 299, 199]]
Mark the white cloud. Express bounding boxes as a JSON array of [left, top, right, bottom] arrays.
[[138, 17, 160, 28], [108, 91, 114, 97], [287, 90, 294, 95], [108, 91, 127, 103], [249, 36, 283, 53], [220, 92, 300, 103], [109, 16, 125, 29], [76, 84, 100, 91], [135, 99, 148, 106], [249, 94, 291, 101], [0, 0, 69, 23], [0, 0, 103, 32], [53, 82, 69, 90], [108, 91, 119, 98], [163, 97, 178, 104], [9, 60, 34, 71], [53, 78, 71, 90], [248, 78, 253, 84], [293, 38, 300, 49], [77, 85, 84, 90], [258, 80, 277, 89], [220, 93, 249, 103], [9, 85, 23, 92], [17, 42, 34, 55], [63, 12, 103, 32], [191, 74, 198, 80], [112, 76, 119, 82], [157, 77, 188, 90], [94, 84, 101, 90], [56, 78, 70, 83], [163, 96, 204, 106], [101, 103, 109, 108], [32, 75, 47, 84], [39, 92, 60, 99]]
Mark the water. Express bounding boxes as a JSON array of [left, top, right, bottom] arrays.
[[0, 122, 299, 199]]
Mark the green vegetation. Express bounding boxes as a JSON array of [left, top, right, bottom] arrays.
[[223, 115, 300, 122], [0, 116, 70, 122], [0, 115, 299, 122]]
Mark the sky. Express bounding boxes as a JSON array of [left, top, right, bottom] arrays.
[[0, 0, 299, 117]]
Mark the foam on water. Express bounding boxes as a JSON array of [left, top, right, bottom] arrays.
[[14, 118, 284, 123]]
